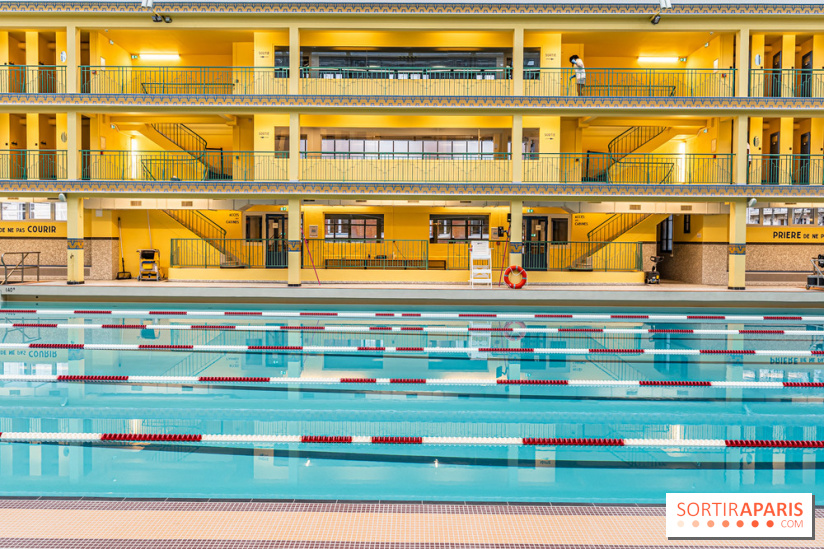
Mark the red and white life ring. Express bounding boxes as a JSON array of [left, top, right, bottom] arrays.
[[503, 265, 527, 289], [504, 320, 527, 340]]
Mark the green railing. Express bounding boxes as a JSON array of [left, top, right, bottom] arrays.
[[81, 150, 287, 181], [170, 238, 287, 268], [522, 153, 733, 185], [524, 68, 735, 97], [152, 123, 207, 153], [748, 154, 824, 185], [440, 240, 509, 270], [303, 239, 431, 270], [0, 150, 66, 180], [588, 213, 650, 243], [79, 66, 289, 95], [749, 68, 824, 98], [608, 126, 667, 157], [0, 65, 65, 93], [300, 66, 512, 96], [164, 210, 226, 240], [523, 241, 643, 272], [300, 152, 511, 183]]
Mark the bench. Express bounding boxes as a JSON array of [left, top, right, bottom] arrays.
[[1, 251, 41, 284]]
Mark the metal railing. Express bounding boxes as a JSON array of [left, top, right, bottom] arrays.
[[522, 153, 733, 185], [171, 238, 287, 269], [300, 152, 511, 183], [0, 150, 67, 180], [749, 68, 824, 98], [524, 68, 736, 97], [79, 66, 289, 95], [0, 65, 65, 93], [163, 210, 226, 241], [608, 126, 667, 157], [152, 123, 207, 154], [588, 213, 651, 243], [748, 154, 824, 185], [438, 240, 509, 271], [81, 150, 287, 181], [303, 239, 431, 270], [300, 67, 512, 96]]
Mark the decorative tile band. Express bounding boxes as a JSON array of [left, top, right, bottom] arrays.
[[67, 239, 84, 250], [287, 240, 301, 252], [509, 242, 523, 254], [728, 244, 747, 255]]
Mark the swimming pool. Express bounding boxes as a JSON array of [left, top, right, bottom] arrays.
[[1, 303, 823, 503]]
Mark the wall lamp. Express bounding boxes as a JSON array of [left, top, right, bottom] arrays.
[[747, 198, 757, 208], [141, 0, 154, 7]]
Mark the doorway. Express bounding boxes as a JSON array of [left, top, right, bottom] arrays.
[[769, 51, 782, 97], [800, 52, 813, 98], [522, 216, 548, 271], [798, 132, 811, 185], [265, 214, 287, 268], [768, 131, 780, 184]]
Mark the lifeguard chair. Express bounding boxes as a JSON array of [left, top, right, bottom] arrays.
[[137, 249, 161, 281], [469, 241, 492, 287]]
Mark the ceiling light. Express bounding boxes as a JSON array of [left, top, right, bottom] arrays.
[[139, 53, 180, 61], [638, 56, 680, 63]]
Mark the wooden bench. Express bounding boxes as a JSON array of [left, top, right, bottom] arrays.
[[1, 251, 41, 284]]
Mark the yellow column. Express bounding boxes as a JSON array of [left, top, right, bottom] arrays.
[[64, 25, 79, 93], [781, 34, 795, 97], [728, 199, 746, 290], [512, 115, 522, 183], [737, 28, 749, 97], [537, 33, 561, 95], [66, 112, 78, 179], [288, 113, 299, 181], [814, 35, 824, 98], [733, 116, 748, 185], [67, 195, 85, 285], [779, 117, 793, 184], [25, 31, 38, 93], [509, 199, 523, 267], [26, 113, 39, 179], [0, 112, 8, 179], [287, 197, 301, 286], [751, 34, 765, 96], [513, 28, 524, 96], [288, 27, 300, 95], [254, 31, 277, 94], [811, 118, 824, 185], [749, 116, 763, 183]]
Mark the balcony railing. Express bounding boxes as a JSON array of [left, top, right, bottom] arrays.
[[81, 150, 288, 181], [748, 154, 824, 185], [300, 67, 512, 96], [170, 238, 288, 269], [303, 239, 431, 270], [0, 150, 66, 180], [749, 68, 824, 98], [523, 153, 733, 185], [524, 68, 736, 97], [79, 66, 289, 95], [0, 65, 65, 93], [300, 152, 511, 183]]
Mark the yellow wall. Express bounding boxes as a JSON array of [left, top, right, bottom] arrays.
[[300, 30, 513, 49]]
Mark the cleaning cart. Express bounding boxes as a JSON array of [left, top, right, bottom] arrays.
[[137, 249, 161, 281], [807, 255, 824, 290]]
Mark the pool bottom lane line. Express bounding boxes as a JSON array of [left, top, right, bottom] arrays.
[[0, 374, 818, 390], [3, 432, 824, 448]]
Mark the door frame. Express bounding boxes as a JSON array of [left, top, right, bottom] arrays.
[[265, 213, 287, 269]]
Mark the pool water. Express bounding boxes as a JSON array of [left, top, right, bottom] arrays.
[[1, 303, 823, 503]]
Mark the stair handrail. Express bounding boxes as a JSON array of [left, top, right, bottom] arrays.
[[151, 122, 207, 154], [607, 126, 667, 157], [164, 209, 227, 240], [587, 212, 649, 243]]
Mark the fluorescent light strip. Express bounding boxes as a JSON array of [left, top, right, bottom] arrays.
[[139, 53, 180, 61], [637, 56, 680, 63]]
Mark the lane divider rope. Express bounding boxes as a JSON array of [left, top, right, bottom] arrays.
[[0, 374, 820, 390], [1, 308, 820, 323], [2, 322, 822, 337], [0, 342, 820, 357], [0, 431, 822, 448]]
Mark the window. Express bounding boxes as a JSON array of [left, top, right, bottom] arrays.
[[429, 215, 489, 243], [762, 208, 788, 226], [793, 208, 814, 225], [54, 203, 67, 221], [29, 203, 52, 220], [325, 214, 384, 239], [683, 214, 691, 234], [1, 203, 26, 220], [657, 216, 673, 255], [747, 208, 761, 225], [245, 216, 263, 240]]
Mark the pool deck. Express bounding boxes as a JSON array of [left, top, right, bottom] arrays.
[[2, 280, 824, 309], [0, 499, 821, 549]]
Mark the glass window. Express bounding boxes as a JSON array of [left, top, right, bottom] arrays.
[[324, 215, 384, 240], [1, 203, 26, 220], [54, 202, 67, 221], [762, 208, 788, 226], [818, 209, 824, 226], [29, 203, 52, 220], [793, 208, 814, 225], [429, 215, 490, 243], [747, 208, 761, 225], [245, 216, 263, 240]]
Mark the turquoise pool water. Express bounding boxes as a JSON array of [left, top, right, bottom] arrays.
[[1, 303, 823, 503]]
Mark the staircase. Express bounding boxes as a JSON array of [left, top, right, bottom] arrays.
[[163, 209, 243, 267], [141, 122, 232, 181], [590, 126, 678, 184], [568, 213, 652, 270]]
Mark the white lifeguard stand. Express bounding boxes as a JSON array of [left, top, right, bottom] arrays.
[[469, 241, 492, 287]]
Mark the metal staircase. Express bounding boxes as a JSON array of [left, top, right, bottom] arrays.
[[150, 122, 231, 181], [568, 213, 652, 270], [591, 126, 676, 184], [162, 209, 243, 267]]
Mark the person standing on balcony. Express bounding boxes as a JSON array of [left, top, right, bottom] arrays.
[[569, 55, 586, 96]]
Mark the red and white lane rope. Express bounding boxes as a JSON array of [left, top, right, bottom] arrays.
[[1, 308, 820, 323], [0, 342, 818, 357], [0, 374, 821, 389], [3, 322, 823, 337], [0, 431, 822, 448]]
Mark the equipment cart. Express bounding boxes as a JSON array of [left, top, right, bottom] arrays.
[[137, 249, 161, 281], [806, 255, 824, 290]]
